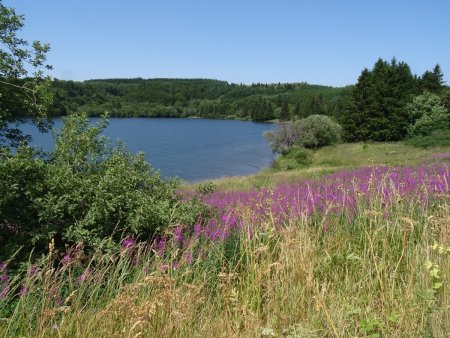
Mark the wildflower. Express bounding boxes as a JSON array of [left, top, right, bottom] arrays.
[[19, 286, 28, 296], [29, 266, 38, 277], [0, 285, 10, 299], [0, 274, 9, 283], [193, 223, 202, 236], [61, 254, 71, 265], [174, 225, 183, 243], [77, 268, 92, 284], [121, 236, 136, 250]]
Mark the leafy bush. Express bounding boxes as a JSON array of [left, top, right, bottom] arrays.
[[404, 129, 450, 148], [272, 146, 314, 171], [407, 92, 449, 137], [0, 113, 207, 263], [282, 146, 314, 166], [296, 114, 343, 148], [265, 115, 342, 153]]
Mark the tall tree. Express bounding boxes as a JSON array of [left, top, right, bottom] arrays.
[[341, 58, 417, 141], [420, 64, 445, 93], [340, 68, 373, 141], [0, 1, 53, 147], [279, 101, 290, 121]]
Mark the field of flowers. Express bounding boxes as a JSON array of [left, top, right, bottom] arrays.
[[1, 158, 449, 337]]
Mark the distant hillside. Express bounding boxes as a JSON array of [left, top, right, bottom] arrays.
[[50, 78, 351, 121]]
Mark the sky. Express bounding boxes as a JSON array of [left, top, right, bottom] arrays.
[[5, 0, 450, 87]]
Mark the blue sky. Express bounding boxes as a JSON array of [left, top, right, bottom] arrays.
[[6, 0, 450, 86]]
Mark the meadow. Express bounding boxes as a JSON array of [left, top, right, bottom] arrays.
[[1, 143, 449, 337]]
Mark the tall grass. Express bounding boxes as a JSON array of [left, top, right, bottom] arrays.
[[1, 164, 449, 337], [202, 142, 450, 191]]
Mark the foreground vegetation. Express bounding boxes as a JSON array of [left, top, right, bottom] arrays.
[[1, 159, 449, 337]]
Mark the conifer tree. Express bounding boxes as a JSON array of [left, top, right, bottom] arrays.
[[279, 101, 290, 121], [341, 58, 417, 141]]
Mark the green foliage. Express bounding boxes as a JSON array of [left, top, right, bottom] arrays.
[[420, 64, 445, 93], [404, 129, 450, 148], [0, 1, 53, 147], [49, 79, 348, 122], [341, 58, 418, 142], [442, 89, 450, 113], [0, 113, 207, 263], [296, 114, 342, 148], [407, 92, 449, 137], [340, 58, 446, 142], [195, 181, 216, 195], [278, 146, 314, 169], [265, 115, 342, 153]]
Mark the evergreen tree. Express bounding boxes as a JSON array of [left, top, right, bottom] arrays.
[[340, 68, 373, 141], [420, 64, 445, 93], [341, 58, 417, 141], [293, 101, 301, 117], [279, 101, 290, 121]]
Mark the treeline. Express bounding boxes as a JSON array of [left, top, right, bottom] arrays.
[[341, 59, 449, 141], [49, 78, 350, 122], [48, 58, 449, 143]]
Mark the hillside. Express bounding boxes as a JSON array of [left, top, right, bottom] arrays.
[[49, 78, 350, 121]]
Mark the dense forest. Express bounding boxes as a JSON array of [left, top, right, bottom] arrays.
[[49, 78, 351, 122], [48, 59, 449, 144]]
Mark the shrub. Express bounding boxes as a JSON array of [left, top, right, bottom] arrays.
[[404, 129, 450, 148], [407, 92, 450, 137], [282, 146, 314, 166], [265, 115, 342, 153], [296, 114, 343, 148], [0, 113, 207, 264]]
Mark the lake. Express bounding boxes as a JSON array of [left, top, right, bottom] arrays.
[[21, 118, 275, 181]]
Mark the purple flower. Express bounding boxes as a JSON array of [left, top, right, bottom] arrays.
[[61, 254, 71, 265], [174, 225, 183, 243], [0, 274, 9, 284], [194, 223, 202, 236], [121, 237, 136, 250], [77, 268, 92, 284], [29, 266, 38, 277], [19, 286, 28, 296], [0, 285, 10, 299], [0, 262, 6, 272]]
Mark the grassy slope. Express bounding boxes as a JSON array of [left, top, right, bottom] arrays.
[[2, 142, 449, 337], [204, 142, 450, 191]]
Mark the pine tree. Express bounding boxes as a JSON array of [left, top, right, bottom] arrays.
[[279, 101, 290, 121], [420, 64, 445, 93], [341, 58, 417, 141]]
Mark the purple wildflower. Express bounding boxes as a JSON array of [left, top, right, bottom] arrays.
[[77, 267, 92, 284], [121, 236, 136, 250], [174, 225, 183, 243], [0, 285, 10, 299], [19, 286, 28, 297], [61, 254, 71, 266], [29, 266, 38, 277], [0, 274, 9, 283], [194, 223, 202, 236]]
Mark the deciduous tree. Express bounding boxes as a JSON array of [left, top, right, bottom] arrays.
[[0, 1, 53, 147]]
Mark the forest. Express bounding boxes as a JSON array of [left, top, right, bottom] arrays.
[[48, 60, 450, 144], [49, 78, 350, 122]]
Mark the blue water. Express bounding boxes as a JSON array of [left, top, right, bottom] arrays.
[[21, 118, 275, 181]]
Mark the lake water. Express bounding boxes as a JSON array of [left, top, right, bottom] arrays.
[[21, 118, 275, 181]]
